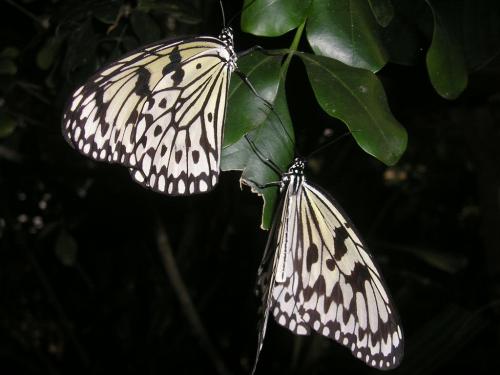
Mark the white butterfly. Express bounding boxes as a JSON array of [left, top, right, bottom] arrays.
[[252, 156, 404, 371], [62, 27, 238, 195]]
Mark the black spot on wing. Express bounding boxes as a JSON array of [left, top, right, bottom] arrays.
[[100, 122, 110, 136], [162, 46, 184, 86], [315, 275, 326, 294], [331, 281, 343, 305], [192, 150, 200, 163], [326, 258, 335, 271], [346, 262, 373, 292], [175, 150, 183, 163], [146, 99, 155, 111], [334, 226, 349, 261], [128, 109, 139, 124], [306, 244, 319, 272], [154, 125, 162, 137], [134, 67, 151, 96]]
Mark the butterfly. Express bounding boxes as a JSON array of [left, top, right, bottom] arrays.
[[250, 153, 404, 372], [62, 26, 241, 195]]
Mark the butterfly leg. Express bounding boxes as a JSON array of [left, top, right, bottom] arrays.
[[234, 70, 274, 112], [237, 45, 265, 58], [238, 45, 287, 58], [244, 134, 283, 175], [245, 178, 282, 190]]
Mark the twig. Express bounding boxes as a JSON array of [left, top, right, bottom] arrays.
[[3, 0, 46, 27], [156, 221, 232, 375]]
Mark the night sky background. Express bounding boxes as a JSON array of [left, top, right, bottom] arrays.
[[1, 0, 500, 374]]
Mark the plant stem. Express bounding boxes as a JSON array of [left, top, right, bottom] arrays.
[[281, 19, 306, 78], [4, 0, 44, 27], [156, 221, 232, 375]]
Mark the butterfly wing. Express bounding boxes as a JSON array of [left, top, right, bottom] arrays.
[[62, 36, 233, 195], [265, 180, 403, 369], [252, 188, 290, 374]]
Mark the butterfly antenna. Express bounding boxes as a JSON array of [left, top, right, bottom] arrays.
[[261, 101, 300, 160], [234, 70, 295, 154], [306, 129, 358, 159], [219, 0, 226, 27], [227, 0, 258, 26], [268, 105, 295, 154], [244, 134, 283, 176]]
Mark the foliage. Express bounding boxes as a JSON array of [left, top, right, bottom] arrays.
[[223, 0, 500, 227], [1, 1, 500, 374]]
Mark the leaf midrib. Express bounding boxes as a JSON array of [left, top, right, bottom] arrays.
[[300, 53, 390, 146]]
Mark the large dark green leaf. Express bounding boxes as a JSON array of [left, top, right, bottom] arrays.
[[381, 0, 428, 66], [222, 78, 294, 229], [458, 0, 500, 70], [0, 47, 19, 59], [62, 19, 98, 76], [37, 36, 63, 71], [130, 10, 161, 44], [0, 59, 17, 75], [0, 112, 17, 138], [223, 51, 283, 147], [300, 53, 407, 166], [241, 0, 311, 37], [368, 0, 395, 27], [306, 0, 388, 72], [425, 0, 468, 100]]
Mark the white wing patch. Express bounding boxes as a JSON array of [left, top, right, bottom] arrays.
[[62, 36, 234, 195], [256, 178, 403, 371]]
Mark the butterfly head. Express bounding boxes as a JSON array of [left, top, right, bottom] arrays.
[[219, 27, 234, 47], [288, 157, 306, 176], [281, 157, 306, 193], [219, 27, 237, 70]]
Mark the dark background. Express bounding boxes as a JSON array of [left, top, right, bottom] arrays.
[[1, 0, 500, 374]]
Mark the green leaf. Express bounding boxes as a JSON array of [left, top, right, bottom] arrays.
[[408, 248, 467, 274], [222, 78, 294, 229], [380, 0, 427, 66], [93, 2, 123, 24], [130, 10, 161, 44], [0, 47, 19, 59], [0, 59, 17, 75], [368, 0, 395, 27], [0, 113, 17, 138], [241, 0, 311, 37], [55, 230, 78, 267], [306, 0, 388, 72], [138, 0, 202, 24], [62, 19, 98, 75], [37, 36, 62, 70], [224, 51, 283, 147], [425, 0, 468, 100], [459, 0, 500, 70], [300, 53, 407, 166]]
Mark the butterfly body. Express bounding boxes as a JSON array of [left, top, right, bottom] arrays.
[[255, 157, 403, 371], [63, 27, 238, 195]]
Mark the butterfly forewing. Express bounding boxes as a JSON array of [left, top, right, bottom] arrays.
[[257, 173, 403, 370], [63, 35, 234, 195]]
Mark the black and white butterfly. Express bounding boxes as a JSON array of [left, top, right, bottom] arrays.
[[249, 149, 404, 371], [62, 20, 260, 195]]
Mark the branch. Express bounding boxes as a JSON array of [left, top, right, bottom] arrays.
[[156, 222, 232, 375]]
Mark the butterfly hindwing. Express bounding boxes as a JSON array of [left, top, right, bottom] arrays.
[[255, 165, 403, 371], [63, 34, 234, 195]]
